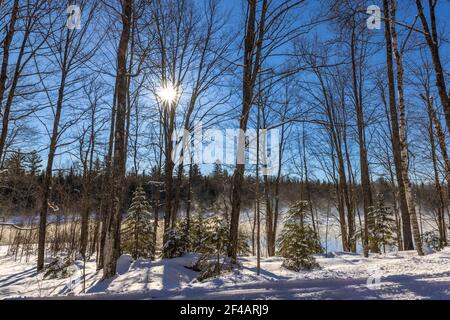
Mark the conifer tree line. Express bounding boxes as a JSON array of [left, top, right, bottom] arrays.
[[0, 0, 448, 278]]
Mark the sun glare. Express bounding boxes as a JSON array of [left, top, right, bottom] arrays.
[[157, 83, 178, 104]]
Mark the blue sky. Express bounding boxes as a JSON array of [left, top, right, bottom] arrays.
[[13, 0, 449, 183]]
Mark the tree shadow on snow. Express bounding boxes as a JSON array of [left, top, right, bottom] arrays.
[[244, 266, 290, 281], [162, 261, 188, 291], [381, 272, 450, 300], [86, 276, 115, 294], [0, 267, 36, 288]]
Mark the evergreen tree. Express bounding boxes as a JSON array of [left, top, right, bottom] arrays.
[[423, 231, 443, 251], [93, 157, 102, 174], [368, 193, 397, 253], [277, 201, 322, 271], [212, 163, 223, 178], [163, 225, 188, 258], [190, 214, 250, 280], [162, 209, 250, 261], [27, 150, 43, 176], [121, 186, 155, 260], [188, 212, 207, 252], [4, 150, 26, 175], [191, 164, 202, 185]]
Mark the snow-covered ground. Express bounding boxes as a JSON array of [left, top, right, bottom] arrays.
[[1, 246, 450, 300]]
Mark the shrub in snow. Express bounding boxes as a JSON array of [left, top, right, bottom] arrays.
[[195, 256, 234, 282], [121, 186, 155, 260], [368, 194, 397, 253], [423, 231, 443, 252], [277, 201, 322, 272], [43, 257, 78, 279]]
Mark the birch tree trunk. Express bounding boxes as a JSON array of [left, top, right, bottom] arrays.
[[382, 0, 414, 251], [389, 0, 424, 256]]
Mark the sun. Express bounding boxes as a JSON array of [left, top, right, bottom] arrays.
[[157, 83, 178, 104]]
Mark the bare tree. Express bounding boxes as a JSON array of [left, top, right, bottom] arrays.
[[382, 0, 414, 251], [102, 0, 133, 279], [36, 0, 100, 271], [0, 0, 50, 162], [0, 0, 19, 117], [415, 0, 449, 134], [389, 0, 423, 256]]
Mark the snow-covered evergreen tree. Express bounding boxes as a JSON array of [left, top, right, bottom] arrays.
[[191, 214, 250, 281], [163, 225, 188, 258], [423, 231, 443, 252], [162, 204, 207, 259], [187, 212, 208, 252], [277, 201, 322, 271], [121, 186, 155, 260], [368, 193, 397, 253], [188, 213, 250, 256], [164, 211, 250, 262]]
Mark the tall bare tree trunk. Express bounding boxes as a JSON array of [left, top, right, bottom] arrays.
[[350, 25, 373, 257], [97, 80, 117, 269], [422, 94, 450, 198], [184, 160, 193, 238], [80, 97, 97, 258], [342, 112, 356, 252], [302, 126, 317, 239], [36, 20, 74, 270], [422, 93, 449, 243], [229, 0, 267, 263], [263, 112, 284, 257], [327, 100, 352, 251], [380, 82, 404, 250], [427, 105, 447, 245], [37, 75, 68, 270], [102, 0, 133, 279], [162, 101, 176, 255], [255, 95, 261, 274], [389, 0, 423, 256], [382, 0, 414, 251], [330, 132, 349, 252]]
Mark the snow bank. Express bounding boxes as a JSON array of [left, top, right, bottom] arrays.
[[116, 255, 133, 275]]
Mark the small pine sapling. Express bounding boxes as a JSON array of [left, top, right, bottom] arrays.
[[423, 231, 443, 252], [368, 194, 397, 253], [121, 186, 155, 260], [277, 201, 322, 271], [163, 225, 188, 258], [191, 215, 250, 281]]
